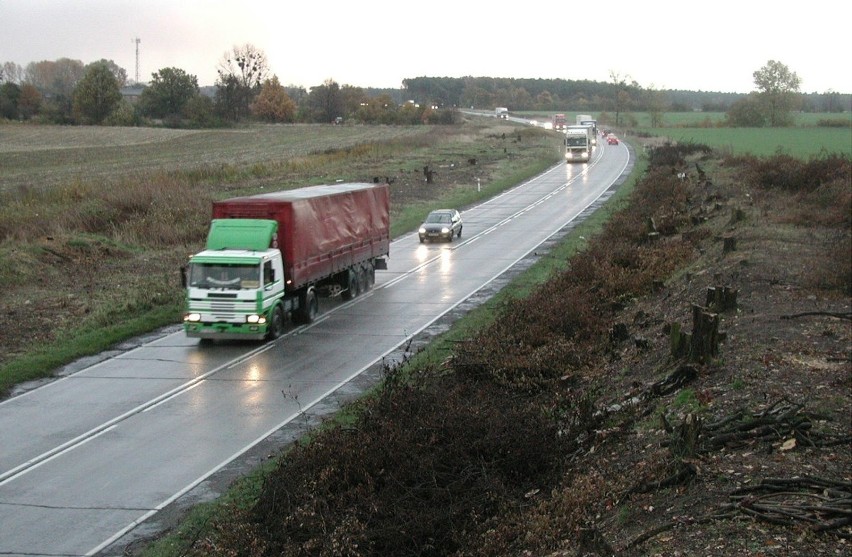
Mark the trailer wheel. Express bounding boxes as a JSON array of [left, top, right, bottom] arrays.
[[297, 289, 318, 324], [366, 264, 375, 289], [267, 306, 285, 340], [356, 265, 368, 293], [342, 269, 358, 300]]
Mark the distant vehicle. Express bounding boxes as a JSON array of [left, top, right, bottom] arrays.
[[564, 126, 592, 163], [577, 115, 598, 145], [607, 135, 619, 145], [552, 113, 567, 131], [495, 107, 509, 119], [419, 209, 463, 243]]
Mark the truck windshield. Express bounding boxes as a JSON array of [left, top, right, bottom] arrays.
[[566, 137, 588, 147], [189, 263, 261, 290]]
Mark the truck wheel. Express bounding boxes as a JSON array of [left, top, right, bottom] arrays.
[[267, 306, 285, 340], [298, 289, 318, 324], [342, 269, 358, 300], [366, 264, 375, 289], [357, 266, 368, 293]]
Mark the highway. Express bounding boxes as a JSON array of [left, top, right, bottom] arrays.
[[0, 133, 632, 557]]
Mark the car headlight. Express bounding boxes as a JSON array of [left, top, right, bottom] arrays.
[[184, 313, 201, 322], [441, 227, 450, 234], [419, 227, 426, 234], [246, 314, 267, 324]]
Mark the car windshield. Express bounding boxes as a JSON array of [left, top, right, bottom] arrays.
[[426, 212, 452, 224]]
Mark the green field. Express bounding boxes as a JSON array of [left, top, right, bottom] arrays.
[[634, 127, 852, 157]]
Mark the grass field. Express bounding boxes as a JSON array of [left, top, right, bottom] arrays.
[[0, 123, 434, 192], [634, 126, 852, 156]]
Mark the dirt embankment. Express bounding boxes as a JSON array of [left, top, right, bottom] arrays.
[[167, 143, 852, 556]]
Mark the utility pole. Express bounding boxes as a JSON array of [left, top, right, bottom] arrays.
[[132, 37, 141, 84]]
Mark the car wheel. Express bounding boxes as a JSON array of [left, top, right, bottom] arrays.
[[457, 226, 462, 238]]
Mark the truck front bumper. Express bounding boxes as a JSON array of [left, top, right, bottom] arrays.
[[184, 322, 268, 341]]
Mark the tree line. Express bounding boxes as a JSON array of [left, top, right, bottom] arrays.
[[0, 44, 457, 127], [1, 50, 848, 129]]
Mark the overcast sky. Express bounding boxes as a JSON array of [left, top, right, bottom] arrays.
[[2, 0, 850, 94]]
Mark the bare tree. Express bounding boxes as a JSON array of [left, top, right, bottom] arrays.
[[609, 70, 631, 126], [215, 44, 269, 121], [1, 62, 24, 84], [217, 43, 269, 89]]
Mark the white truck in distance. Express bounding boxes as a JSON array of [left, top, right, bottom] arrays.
[[576, 114, 598, 145], [495, 107, 509, 119], [564, 125, 592, 163]]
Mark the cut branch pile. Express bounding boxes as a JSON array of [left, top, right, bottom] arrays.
[[724, 476, 852, 538], [701, 397, 852, 451]]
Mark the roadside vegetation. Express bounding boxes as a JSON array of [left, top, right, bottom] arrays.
[[137, 134, 850, 556]]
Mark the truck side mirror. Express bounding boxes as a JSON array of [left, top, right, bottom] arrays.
[[180, 266, 187, 288]]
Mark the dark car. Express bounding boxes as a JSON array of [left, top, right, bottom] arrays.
[[419, 209, 463, 243]]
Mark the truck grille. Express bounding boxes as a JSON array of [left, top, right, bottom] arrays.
[[190, 299, 256, 321]]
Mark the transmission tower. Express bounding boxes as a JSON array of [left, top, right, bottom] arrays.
[[132, 37, 141, 84]]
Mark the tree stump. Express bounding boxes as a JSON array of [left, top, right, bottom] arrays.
[[671, 413, 703, 459], [690, 304, 720, 363], [706, 285, 738, 312], [423, 165, 434, 184], [670, 305, 722, 363]]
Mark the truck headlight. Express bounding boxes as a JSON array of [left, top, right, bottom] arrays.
[[184, 313, 201, 322], [246, 314, 267, 324]]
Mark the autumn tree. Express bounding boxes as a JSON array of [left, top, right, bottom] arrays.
[[72, 62, 122, 124], [18, 83, 42, 119], [304, 79, 343, 123], [752, 60, 801, 127], [25, 58, 85, 122], [250, 75, 296, 122], [139, 67, 199, 119], [216, 44, 269, 121]]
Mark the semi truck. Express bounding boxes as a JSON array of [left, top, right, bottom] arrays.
[[576, 114, 598, 145], [564, 125, 592, 163], [495, 107, 509, 119], [552, 113, 567, 131], [182, 183, 390, 341]]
